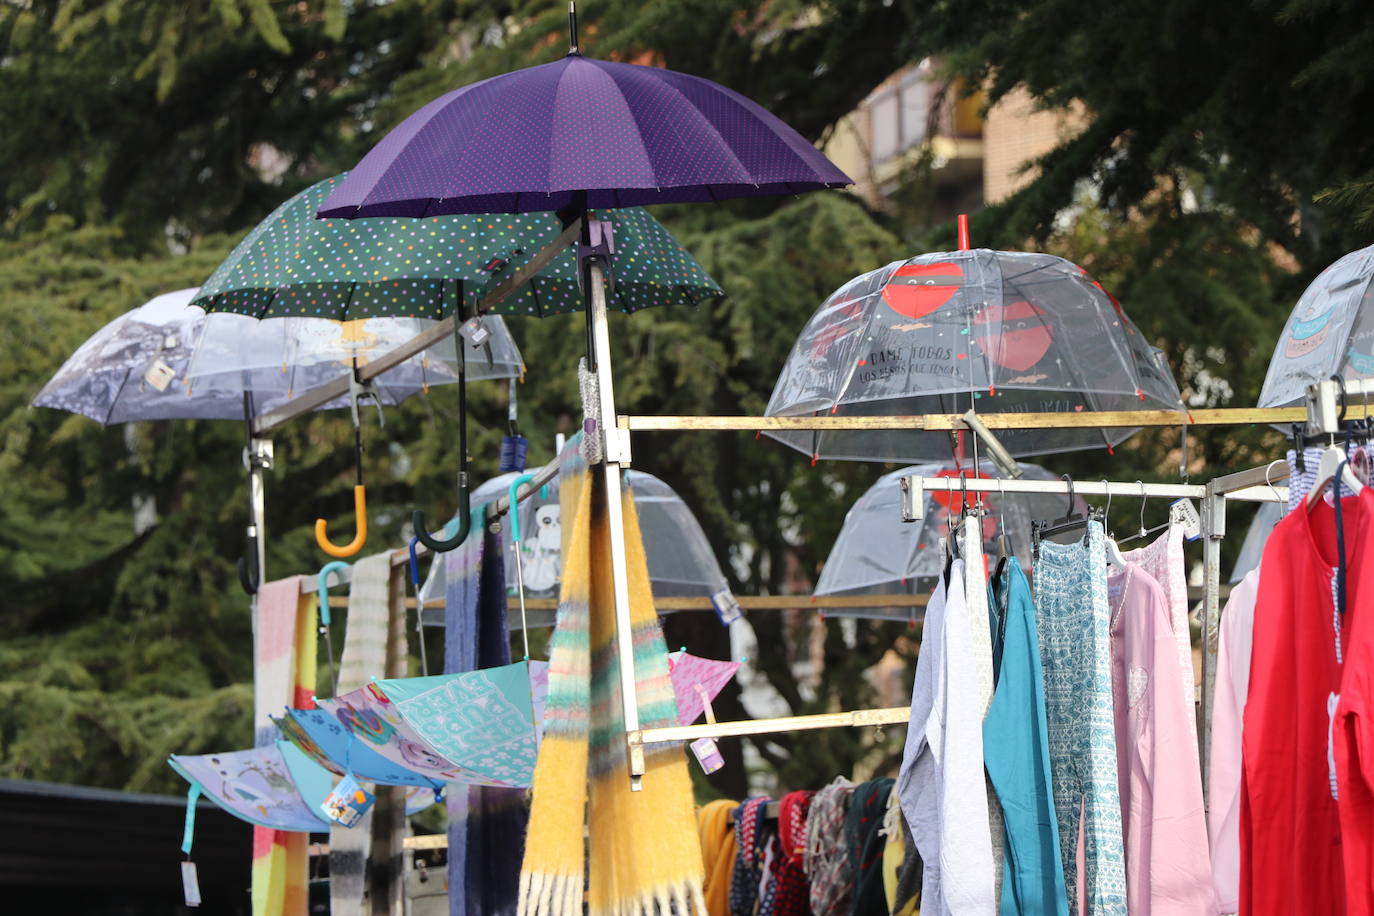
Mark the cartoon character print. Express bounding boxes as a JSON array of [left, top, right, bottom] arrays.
[[972, 300, 1054, 372], [1284, 286, 1337, 358], [334, 699, 395, 746], [880, 261, 965, 320], [521, 502, 561, 594], [397, 738, 450, 772]]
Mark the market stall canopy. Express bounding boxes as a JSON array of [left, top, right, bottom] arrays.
[[765, 250, 1185, 461], [31, 288, 519, 424], [195, 173, 722, 321], [814, 461, 1085, 618], [1258, 242, 1374, 408]]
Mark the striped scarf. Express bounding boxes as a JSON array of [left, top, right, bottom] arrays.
[[331, 552, 401, 916], [519, 447, 705, 915], [251, 577, 316, 916]]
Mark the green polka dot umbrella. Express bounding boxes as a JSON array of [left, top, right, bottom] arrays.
[[193, 173, 723, 320]]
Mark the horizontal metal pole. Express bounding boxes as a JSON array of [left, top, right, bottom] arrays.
[[620, 405, 1374, 433], [629, 705, 911, 746], [328, 593, 930, 611], [911, 476, 1207, 499], [1208, 460, 1291, 496]]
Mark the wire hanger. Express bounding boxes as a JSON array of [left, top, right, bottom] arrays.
[[1103, 479, 1127, 566]]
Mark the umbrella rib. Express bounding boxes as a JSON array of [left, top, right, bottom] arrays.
[[106, 367, 134, 425]]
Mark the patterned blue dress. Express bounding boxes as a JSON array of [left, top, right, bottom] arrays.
[[1032, 521, 1126, 916]]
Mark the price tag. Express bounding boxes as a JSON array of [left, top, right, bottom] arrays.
[[711, 589, 742, 626], [689, 683, 725, 774], [181, 860, 202, 907], [144, 359, 177, 392], [321, 774, 375, 827], [458, 316, 493, 347], [1169, 499, 1202, 540]]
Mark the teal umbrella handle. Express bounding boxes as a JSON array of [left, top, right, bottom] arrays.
[[413, 476, 472, 554], [507, 473, 538, 543], [317, 561, 350, 627]]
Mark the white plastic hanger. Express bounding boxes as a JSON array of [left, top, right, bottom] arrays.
[[1307, 443, 1364, 509]]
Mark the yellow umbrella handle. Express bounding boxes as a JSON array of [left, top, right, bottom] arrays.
[[316, 485, 368, 558]]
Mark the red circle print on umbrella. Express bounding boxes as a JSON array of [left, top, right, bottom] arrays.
[[880, 261, 965, 320], [973, 300, 1054, 372]]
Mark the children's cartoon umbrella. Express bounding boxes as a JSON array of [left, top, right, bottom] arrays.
[[31, 288, 521, 424], [666, 652, 740, 726], [1257, 242, 1374, 408], [291, 654, 736, 782], [168, 742, 333, 832], [273, 707, 452, 789], [814, 460, 1085, 618], [194, 173, 723, 321], [418, 468, 736, 608], [764, 249, 1186, 461]]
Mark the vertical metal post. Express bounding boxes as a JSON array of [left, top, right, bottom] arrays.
[[249, 440, 269, 586], [586, 259, 646, 788], [1199, 489, 1226, 805]]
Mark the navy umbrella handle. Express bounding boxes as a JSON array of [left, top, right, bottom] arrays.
[[412, 481, 472, 553], [237, 541, 259, 595]]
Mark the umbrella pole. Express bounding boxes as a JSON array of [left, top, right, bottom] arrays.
[[582, 215, 646, 789]]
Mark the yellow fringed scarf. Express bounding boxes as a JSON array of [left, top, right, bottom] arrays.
[[520, 454, 706, 915]]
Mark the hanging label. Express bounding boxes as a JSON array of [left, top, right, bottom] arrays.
[[690, 736, 725, 774], [690, 683, 725, 774], [1169, 499, 1202, 540], [711, 588, 743, 626], [144, 359, 177, 392], [458, 316, 493, 347], [321, 774, 375, 827], [181, 860, 202, 907]]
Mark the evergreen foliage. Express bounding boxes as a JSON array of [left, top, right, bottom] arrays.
[[1, 0, 1373, 797]]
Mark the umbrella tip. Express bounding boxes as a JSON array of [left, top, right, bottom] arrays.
[[957, 213, 971, 250], [567, 1, 580, 55]]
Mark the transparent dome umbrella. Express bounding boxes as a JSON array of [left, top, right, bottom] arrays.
[[419, 468, 735, 610], [814, 460, 1085, 619], [185, 309, 522, 397], [32, 288, 522, 424], [764, 249, 1185, 462], [1258, 242, 1374, 409]]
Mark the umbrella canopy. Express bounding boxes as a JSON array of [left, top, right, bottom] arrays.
[[168, 742, 333, 833], [31, 288, 520, 424], [196, 173, 722, 321], [287, 654, 735, 789], [1258, 242, 1374, 407], [419, 468, 734, 606], [764, 249, 1185, 461], [318, 56, 851, 219], [814, 461, 1085, 618]]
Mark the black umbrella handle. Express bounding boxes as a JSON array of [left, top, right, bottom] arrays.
[[237, 531, 260, 595]]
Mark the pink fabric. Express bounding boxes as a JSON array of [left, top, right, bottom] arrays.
[[1123, 525, 1196, 708], [1108, 562, 1213, 915], [1207, 569, 1259, 915]]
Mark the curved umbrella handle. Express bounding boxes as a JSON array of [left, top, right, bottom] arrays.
[[412, 480, 471, 554], [237, 554, 259, 596], [316, 560, 350, 628], [507, 473, 537, 544], [316, 485, 368, 558]]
